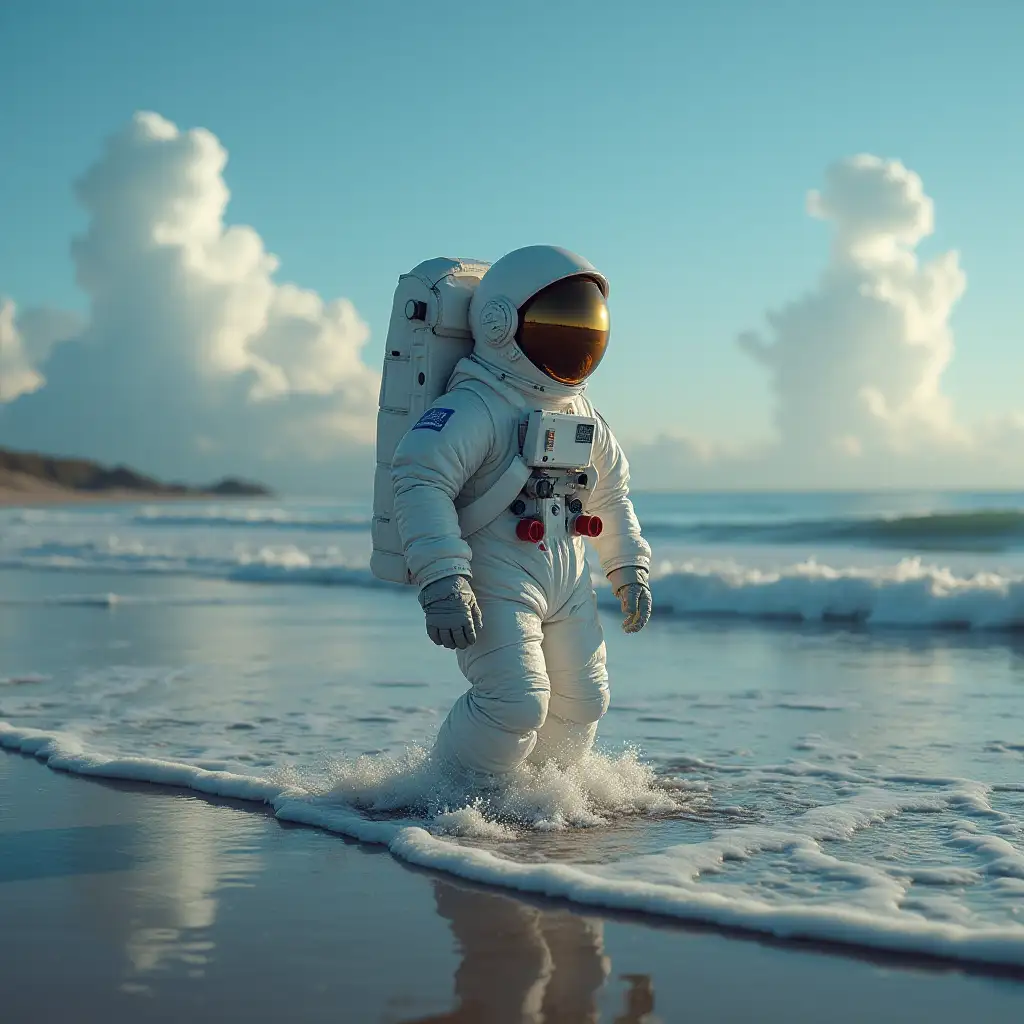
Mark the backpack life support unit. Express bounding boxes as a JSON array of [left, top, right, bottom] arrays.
[[370, 257, 490, 585]]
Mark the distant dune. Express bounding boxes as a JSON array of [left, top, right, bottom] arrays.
[[0, 448, 273, 506]]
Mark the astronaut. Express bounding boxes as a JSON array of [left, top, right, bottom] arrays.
[[391, 245, 652, 779]]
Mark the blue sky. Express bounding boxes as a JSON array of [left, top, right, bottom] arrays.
[[1, 0, 1022, 490]]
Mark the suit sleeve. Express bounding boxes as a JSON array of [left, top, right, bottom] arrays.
[[391, 388, 497, 589], [585, 405, 652, 577]]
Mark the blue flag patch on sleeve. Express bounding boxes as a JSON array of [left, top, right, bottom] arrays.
[[412, 407, 455, 432]]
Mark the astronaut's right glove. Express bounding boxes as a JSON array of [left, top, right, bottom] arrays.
[[607, 567, 652, 634], [418, 574, 484, 650]]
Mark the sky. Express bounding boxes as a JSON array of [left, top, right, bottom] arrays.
[[1, 0, 1023, 494]]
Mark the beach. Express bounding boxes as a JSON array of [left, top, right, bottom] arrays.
[[2, 491, 1024, 1020], [5, 751, 1024, 1022], [0, 474, 170, 507], [0, 471, 265, 508], [3, 7, 1020, 1016]]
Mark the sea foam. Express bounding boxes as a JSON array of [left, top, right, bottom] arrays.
[[4, 721, 1024, 972], [9, 536, 1024, 632]]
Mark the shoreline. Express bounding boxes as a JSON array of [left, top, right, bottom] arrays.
[[4, 725, 1024, 983], [0, 483, 270, 508], [3, 750, 1024, 1022]]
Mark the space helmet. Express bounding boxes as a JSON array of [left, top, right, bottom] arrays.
[[468, 245, 610, 391]]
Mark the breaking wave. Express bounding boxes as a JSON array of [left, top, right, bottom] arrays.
[[9, 534, 1024, 631], [131, 506, 369, 532], [16, 504, 1024, 552], [112, 507, 1024, 552], [4, 722, 1024, 971], [649, 509, 1024, 552], [650, 557, 1024, 630], [0, 538, 385, 588]]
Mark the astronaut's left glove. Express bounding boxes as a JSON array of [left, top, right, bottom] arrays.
[[607, 567, 652, 634], [418, 574, 484, 650]]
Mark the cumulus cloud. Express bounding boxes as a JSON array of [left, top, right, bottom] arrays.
[[0, 301, 43, 402], [0, 300, 82, 403], [738, 154, 969, 469], [0, 112, 378, 490], [625, 153, 1003, 490], [1, 129, 1013, 494]]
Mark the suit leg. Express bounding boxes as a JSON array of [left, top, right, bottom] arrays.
[[529, 578, 609, 767], [433, 598, 551, 776]]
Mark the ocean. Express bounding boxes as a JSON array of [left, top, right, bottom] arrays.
[[2, 490, 1023, 970]]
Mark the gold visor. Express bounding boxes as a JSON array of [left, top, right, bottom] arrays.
[[516, 276, 609, 386]]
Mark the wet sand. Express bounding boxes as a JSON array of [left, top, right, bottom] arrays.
[[0, 485, 217, 507], [3, 753, 1024, 1022], [0, 472, 259, 507], [0, 470, 145, 506]]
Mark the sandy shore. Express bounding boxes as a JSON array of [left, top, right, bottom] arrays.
[[0, 489, 185, 507], [0, 470, 235, 507], [3, 752, 1024, 1022]]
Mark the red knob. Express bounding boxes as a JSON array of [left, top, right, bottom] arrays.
[[573, 515, 603, 538], [516, 518, 545, 542]]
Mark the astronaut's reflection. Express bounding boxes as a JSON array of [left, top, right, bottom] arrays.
[[404, 879, 656, 1024]]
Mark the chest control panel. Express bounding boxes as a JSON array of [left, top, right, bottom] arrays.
[[522, 411, 597, 470]]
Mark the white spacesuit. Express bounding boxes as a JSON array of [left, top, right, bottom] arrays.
[[391, 245, 652, 778]]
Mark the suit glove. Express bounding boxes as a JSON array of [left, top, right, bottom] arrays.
[[607, 566, 652, 634], [418, 574, 483, 650]]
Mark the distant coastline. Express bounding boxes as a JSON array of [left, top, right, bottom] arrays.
[[0, 447, 273, 507]]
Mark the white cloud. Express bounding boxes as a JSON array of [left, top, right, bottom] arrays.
[[0, 300, 82, 403], [1, 127, 1017, 494], [627, 153, 1018, 491], [738, 154, 969, 471], [0, 112, 378, 490], [623, 154, 1024, 490], [0, 300, 43, 402]]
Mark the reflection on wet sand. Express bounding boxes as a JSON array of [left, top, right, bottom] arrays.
[[62, 788, 263, 993], [120, 797, 260, 988], [404, 879, 658, 1024]]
